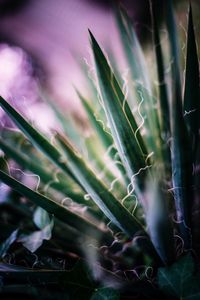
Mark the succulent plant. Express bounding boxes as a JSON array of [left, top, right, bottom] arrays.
[[0, 1, 200, 299]]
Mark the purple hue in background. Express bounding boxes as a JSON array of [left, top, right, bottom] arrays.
[[0, 0, 149, 112], [0, 1, 117, 108]]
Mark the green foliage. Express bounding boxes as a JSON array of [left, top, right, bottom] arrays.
[[0, 229, 19, 258], [19, 207, 54, 252], [0, 1, 200, 299], [91, 288, 120, 300], [158, 254, 200, 299]]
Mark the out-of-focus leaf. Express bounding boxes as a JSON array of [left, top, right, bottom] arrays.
[[0, 138, 94, 208], [0, 138, 64, 191], [158, 254, 200, 299], [41, 91, 83, 149], [91, 287, 120, 300], [0, 96, 76, 181], [0, 170, 109, 241], [0, 156, 10, 203], [77, 91, 115, 155], [18, 207, 54, 253], [18, 225, 53, 253], [45, 91, 87, 154], [0, 260, 93, 286], [134, 84, 161, 155], [0, 229, 19, 258], [56, 133, 145, 239], [115, 4, 150, 90], [0, 156, 9, 173], [84, 137, 127, 200], [33, 207, 51, 230], [0, 261, 124, 299], [115, 5, 161, 155], [145, 176, 174, 264], [19, 210, 54, 253], [150, 1, 170, 142], [78, 91, 128, 187], [183, 4, 200, 153]]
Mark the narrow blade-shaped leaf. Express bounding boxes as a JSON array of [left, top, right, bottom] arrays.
[[183, 4, 200, 249], [0, 229, 19, 258], [0, 138, 88, 205], [0, 170, 108, 241], [150, 0, 170, 140], [77, 91, 115, 155], [89, 31, 148, 193], [158, 254, 200, 299], [183, 4, 200, 153], [0, 96, 76, 181], [115, 4, 150, 89], [56, 132, 145, 238], [145, 176, 174, 264], [165, 0, 192, 248], [77, 90, 128, 181], [115, 5, 161, 154]]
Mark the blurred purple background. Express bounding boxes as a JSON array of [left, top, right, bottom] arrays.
[[0, 0, 152, 117], [0, 0, 198, 130]]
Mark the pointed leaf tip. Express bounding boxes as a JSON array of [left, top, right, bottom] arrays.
[[88, 29, 94, 41]]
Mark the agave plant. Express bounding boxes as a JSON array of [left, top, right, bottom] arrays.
[[0, 1, 200, 299]]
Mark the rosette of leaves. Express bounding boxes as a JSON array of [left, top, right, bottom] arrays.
[[0, 1, 200, 299]]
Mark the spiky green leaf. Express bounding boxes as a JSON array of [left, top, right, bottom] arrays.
[[0, 137, 87, 205], [89, 31, 148, 193], [0, 170, 107, 241], [158, 254, 200, 299], [115, 5, 161, 154], [165, 0, 192, 248], [183, 4, 200, 152], [150, 0, 170, 140], [0, 96, 75, 181], [56, 132, 145, 238], [0, 229, 19, 258], [145, 176, 174, 264], [91, 288, 120, 300]]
